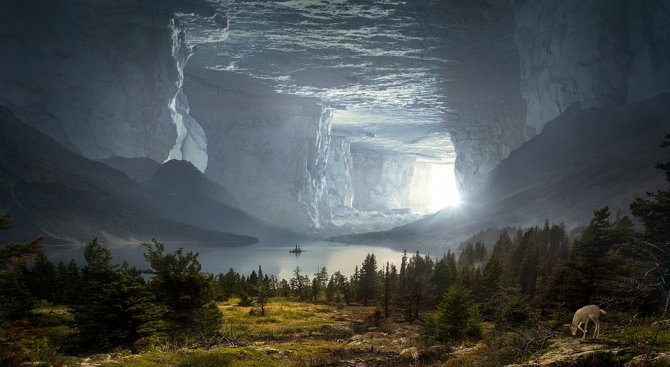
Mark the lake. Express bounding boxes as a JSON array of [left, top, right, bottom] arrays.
[[44, 240, 447, 280]]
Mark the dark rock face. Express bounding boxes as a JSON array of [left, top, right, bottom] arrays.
[[0, 0, 213, 162], [404, 0, 670, 192], [513, 0, 670, 134]]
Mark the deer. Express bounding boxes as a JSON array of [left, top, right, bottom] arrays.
[[570, 304, 606, 339]]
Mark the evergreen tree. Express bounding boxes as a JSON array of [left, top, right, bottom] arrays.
[[481, 256, 503, 301], [431, 251, 458, 298], [329, 271, 350, 305], [312, 267, 328, 301], [74, 239, 164, 351], [256, 266, 268, 315], [290, 266, 309, 301], [26, 253, 56, 303], [630, 134, 670, 314], [434, 283, 481, 342], [570, 207, 630, 305], [216, 268, 240, 300], [359, 254, 379, 305], [517, 229, 539, 299], [63, 259, 83, 305], [406, 252, 434, 320], [143, 239, 222, 338], [0, 223, 42, 319]]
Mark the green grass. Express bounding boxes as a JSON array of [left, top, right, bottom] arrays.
[[219, 298, 371, 338], [613, 320, 670, 356]]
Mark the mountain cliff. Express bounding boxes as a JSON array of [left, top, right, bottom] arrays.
[[0, 106, 258, 247]]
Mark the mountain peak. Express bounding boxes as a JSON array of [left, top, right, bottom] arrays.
[[145, 159, 239, 207]]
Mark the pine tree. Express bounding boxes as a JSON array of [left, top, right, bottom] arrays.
[[359, 254, 379, 305], [74, 239, 164, 351], [143, 239, 222, 338], [0, 222, 42, 319], [26, 253, 56, 303], [290, 266, 309, 301], [570, 207, 630, 305], [431, 251, 458, 298], [434, 283, 481, 342], [312, 267, 328, 301], [517, 229, 539, 299], [407, 252, 434, 320], [630, 134, 670, 314], [256, 266, 268, 315], [63, 259, 83, 305], [481, 256, 503, 299]]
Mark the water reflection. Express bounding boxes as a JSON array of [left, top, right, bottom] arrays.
[[44, 240, 413, 279]]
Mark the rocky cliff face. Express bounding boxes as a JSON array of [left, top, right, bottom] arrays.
[[325, 135, 354, 215], [404, 0, 670, 193], [0, 0, 216, 163], [350, 148, 415, 213], [513, 0, 670, 132], [183, 69, 332, 233]]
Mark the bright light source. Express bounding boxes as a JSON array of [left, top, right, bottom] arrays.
[[410, 161, 461, 213], [426, 163, 461, 211]]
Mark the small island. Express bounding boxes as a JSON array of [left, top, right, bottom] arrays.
[[289, 244, 303, 254]]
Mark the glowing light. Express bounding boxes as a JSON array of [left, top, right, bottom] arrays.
[[427, 163, 461, 211], [410, 161, 461, 212]]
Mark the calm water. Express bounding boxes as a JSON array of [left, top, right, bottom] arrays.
[[44, 240, 431, 280]]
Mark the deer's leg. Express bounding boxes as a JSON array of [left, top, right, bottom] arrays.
[[578, 320, 587, 339], [589, 315, 599, 338]]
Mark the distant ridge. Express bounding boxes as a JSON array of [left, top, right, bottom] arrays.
[[98, 157, 162, 183]]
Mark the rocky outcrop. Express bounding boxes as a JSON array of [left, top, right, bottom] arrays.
[[506, 339, 627, 367], [0, 0, 216, 163], [513, 0, 670, 133], [625, 351, 670, 367], [183, 68, 332, 233]]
